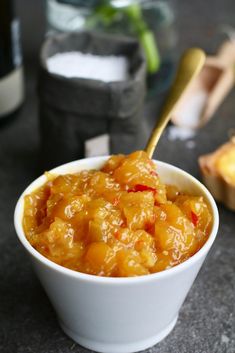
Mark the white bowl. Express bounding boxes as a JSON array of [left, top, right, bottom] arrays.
[[14, 157, 219, 353]]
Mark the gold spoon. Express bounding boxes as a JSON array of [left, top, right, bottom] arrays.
[[145, 48, 206, 158]]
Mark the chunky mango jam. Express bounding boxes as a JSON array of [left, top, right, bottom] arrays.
[[23, 151, 212, 277]]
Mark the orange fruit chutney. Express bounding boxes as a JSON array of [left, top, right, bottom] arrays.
[[23, 151, 212, 277]]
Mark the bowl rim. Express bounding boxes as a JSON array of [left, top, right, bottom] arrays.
[[14, 156, 219, 285]]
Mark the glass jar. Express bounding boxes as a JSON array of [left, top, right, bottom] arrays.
[[46, 0, 177, 95]]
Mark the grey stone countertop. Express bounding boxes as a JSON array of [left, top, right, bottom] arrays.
[[0, 0, 235, 352]]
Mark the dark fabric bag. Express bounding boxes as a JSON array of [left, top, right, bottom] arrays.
[[38, 31, 147, 169]]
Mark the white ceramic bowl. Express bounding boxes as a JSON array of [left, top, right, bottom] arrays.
[[14, 157, 219, 353]]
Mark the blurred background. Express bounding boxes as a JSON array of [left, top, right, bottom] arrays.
[[11, 0, 235, 169], [1, 1, 235, 352], [18, 0, 234, 64]]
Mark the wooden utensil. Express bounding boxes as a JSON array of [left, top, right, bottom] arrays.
[[171, 40, 235, 129], [145, 48, 206, 158]]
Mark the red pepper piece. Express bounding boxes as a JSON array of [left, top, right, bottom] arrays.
[[113, 230, 119, 239], [128, 184, 157, 193], [191, 211, 199, 226], [150, 170, 158, 177]]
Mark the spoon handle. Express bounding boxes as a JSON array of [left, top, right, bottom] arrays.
[[145, 48, 206, 158]]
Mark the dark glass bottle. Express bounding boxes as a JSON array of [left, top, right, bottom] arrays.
[[0, 0, 24, 119]]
